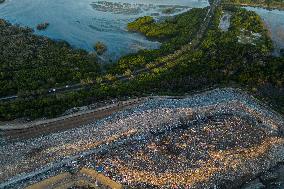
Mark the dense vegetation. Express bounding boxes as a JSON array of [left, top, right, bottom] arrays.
[[0, 19, 100, 96], [110, 8, 207, 74], [0, 5, 283, 120], [223, 0, 284, 9]]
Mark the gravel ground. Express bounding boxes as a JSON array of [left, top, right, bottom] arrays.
[[0, 88, 283, 188]]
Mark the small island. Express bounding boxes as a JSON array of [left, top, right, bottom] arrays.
[[94, 41, 107, 55], [36, 22, 49, 30]]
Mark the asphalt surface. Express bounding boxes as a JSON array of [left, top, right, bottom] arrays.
[[0, 0, 221, 102]]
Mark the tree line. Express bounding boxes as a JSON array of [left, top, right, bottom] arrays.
[[0, 5, 283, 120]]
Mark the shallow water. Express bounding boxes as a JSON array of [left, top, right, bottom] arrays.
[[245, 7, 284, 55], [219, 11, 231, 32], [0, 0, 209, 61]]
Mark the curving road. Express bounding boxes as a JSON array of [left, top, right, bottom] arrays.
[[0, 0, 221, 102]]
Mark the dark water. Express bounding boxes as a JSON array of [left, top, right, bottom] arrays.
[[0, 0, 209, 61]]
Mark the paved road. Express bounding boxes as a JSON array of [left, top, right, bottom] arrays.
[[0, 95, 18, 101], [0, 0, 221, 102]]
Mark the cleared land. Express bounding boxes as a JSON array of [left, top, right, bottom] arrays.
[[0, 88, 283, 188]]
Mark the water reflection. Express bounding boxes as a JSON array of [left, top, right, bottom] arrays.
[[219, 11, 231, 32], [245, 6, 284, 55], [0, 0, 209, 61]]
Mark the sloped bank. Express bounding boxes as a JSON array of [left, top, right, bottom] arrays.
[[0, 88, 283, 188]]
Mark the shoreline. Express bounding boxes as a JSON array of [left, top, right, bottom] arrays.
[[222, 2, 284, 11]]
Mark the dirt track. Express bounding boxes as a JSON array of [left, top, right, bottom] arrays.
[[0, 88, 283, 188], [0, 98, 146, 141]]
